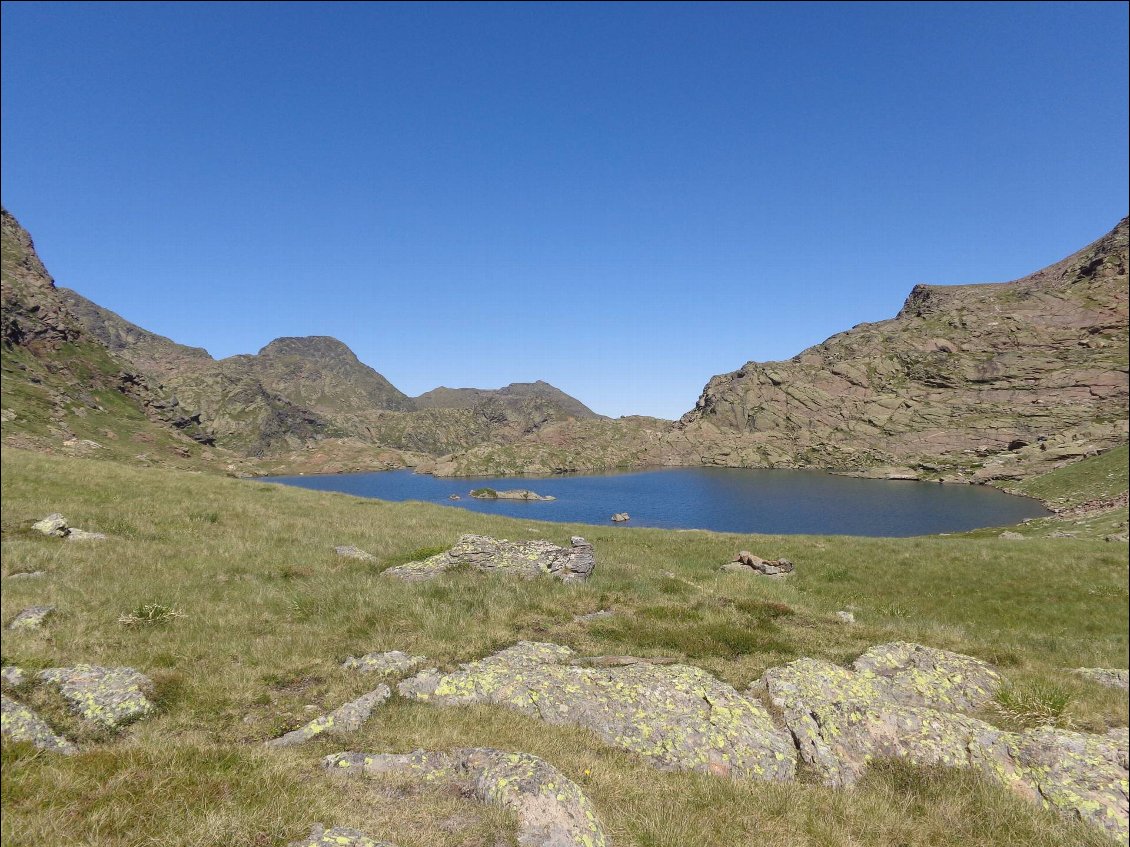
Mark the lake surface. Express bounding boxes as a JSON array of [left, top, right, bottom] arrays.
[[262, 467, 1050, 537]]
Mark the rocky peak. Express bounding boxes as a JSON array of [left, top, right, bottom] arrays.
[[257, 335, 359, 361]]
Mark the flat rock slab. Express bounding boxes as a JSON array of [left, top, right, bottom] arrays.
[[38, 665, 155, 729], [7, 605, 56, 631], [324, 747, 608, 847], [758, 646, 1129, 844], [398, 641, 794, 781], [290, 825, 396, 847], [1074, 667, 1130, 691], [5, 571, 46, 580], [341, 651, 426, 675], [382, 535, 596, 583], [851, 641, 1001, 711], [335, 545, 375, 561], [1, 693, 77, 754], [66, 528, 107, 541], [268, 685, 391, 748]]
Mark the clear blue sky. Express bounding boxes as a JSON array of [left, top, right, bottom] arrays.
[[3, 2, 1127, 418]]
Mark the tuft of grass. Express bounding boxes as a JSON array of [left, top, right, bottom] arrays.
[[993, 680, 1076, 730], [118, 603, 185, 627]]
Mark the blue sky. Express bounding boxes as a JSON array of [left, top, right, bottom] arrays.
[[2, 2, 1127, 418]]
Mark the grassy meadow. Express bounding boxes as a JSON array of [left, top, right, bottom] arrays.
[[1, 447, 1127, 847]]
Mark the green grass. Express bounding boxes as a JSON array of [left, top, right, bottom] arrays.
[[1, 448, 1127, 846], [1011, 445, 1129, 509]]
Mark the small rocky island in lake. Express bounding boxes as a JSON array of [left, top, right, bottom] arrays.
[[470, 487, 556, 501]]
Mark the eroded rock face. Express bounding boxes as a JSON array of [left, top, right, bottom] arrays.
[[341, 651, 426, 676], [382, 535, 596, 583], [38, 665, 155, 729], [0, 694, 77, 754], [324, 747, 608, 847], [757, 646, 1129, 843], [398, 641, 794, 780], [267, 685, 391, 748]]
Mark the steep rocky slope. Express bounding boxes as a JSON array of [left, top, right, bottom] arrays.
[[1, 208, 214, 463], [669, 218, 1129, 481]]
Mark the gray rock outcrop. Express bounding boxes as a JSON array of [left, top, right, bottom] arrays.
[[382, 535, 596, 583], [324, 747, 608, 847], [267, 685, 391, 748], [6, 605, 56, 631], [38, 665, 155, 729], [1, 693, 78, 754], [398, 641, 794, 780], [1074, 668, 1130, 691], [334, 545, 375, 561], [289, 825, 395, 847]]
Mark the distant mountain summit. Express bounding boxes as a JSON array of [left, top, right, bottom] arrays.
[[415, 381, 602, 420], [671, 218, 1129, 481]]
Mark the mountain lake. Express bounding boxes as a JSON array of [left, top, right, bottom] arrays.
[[262, 467, 1051, 537]]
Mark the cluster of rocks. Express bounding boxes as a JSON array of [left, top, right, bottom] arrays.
[[324, 747, 608, 847], [382, 534, 596, 583], [720, 550, 795, 576], [31, 513, 106, 541], [0, 663, 156, 753]]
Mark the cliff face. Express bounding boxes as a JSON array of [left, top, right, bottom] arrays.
[[671, 218, 1129, 481]]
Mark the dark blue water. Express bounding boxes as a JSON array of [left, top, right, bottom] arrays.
[[262, 467, 1050, 537]]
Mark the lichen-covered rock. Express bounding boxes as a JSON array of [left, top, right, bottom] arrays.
[[851, 641, 1001, 711], [324, 747, 608, 847], [758, 651, 1129, 842], [398, 641, 794, 780], [1074, 667, 1130, 691], [6, 605, 56, 631], [341, 651, 425, 676], [335, 545, 375, 561], [382, 535, 596, 583], [1, 666, 26, 687], [268, 685, 390, 748], [38, 665, 155, 729], [1009, 727, 1129, 844], [31, 513, 69, 537], [289, 824, 396, 847], [1, 693, 77, 754]]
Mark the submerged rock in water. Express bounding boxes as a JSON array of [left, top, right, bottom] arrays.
[[397, 641, 795, 781], [1, 694, 77, 754], [38, 665, 155, 729], [470, 488, 556, 501], [324, 746, 609, 847], [382, 534, 596, 583]]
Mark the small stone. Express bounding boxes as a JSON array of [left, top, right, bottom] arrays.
[[289, 824, 394, 847], [335, 545, 375, 561], [1, 666, 26, 687], [267, 685, 391, 748], [836, 610, 855, 624], [6, 605, 56, 631], [341, 651, 425, 676], [65, 528, 107, 542], [31, 514, 69, 537]]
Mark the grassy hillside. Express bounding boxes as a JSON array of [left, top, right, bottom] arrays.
[[2, 447, 1126, 846]]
